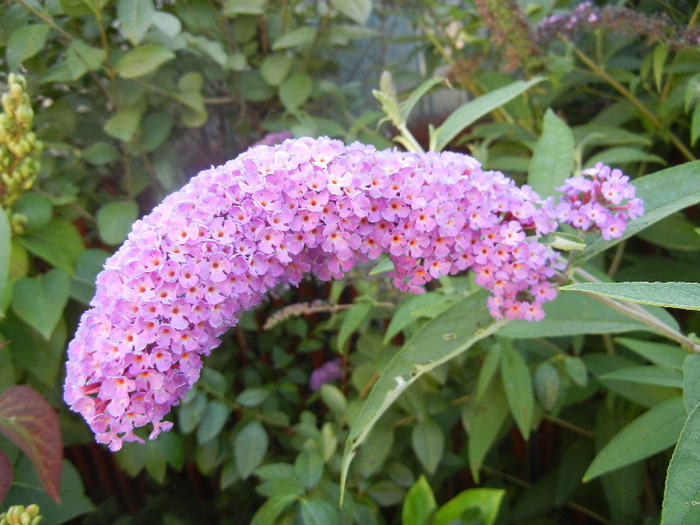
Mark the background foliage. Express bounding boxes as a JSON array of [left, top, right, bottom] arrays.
[[1, 0, 700, 524]]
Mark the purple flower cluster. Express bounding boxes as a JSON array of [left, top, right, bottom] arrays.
[[310, 359, 343, 391], [555, 162, 644, 241], [63, 137, 642, 450]]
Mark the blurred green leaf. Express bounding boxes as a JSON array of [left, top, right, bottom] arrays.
[[683, 355, 700, 414], [117, 0, 154, 45], [500, 344, 534, 439], [11, 268, 70, 340], [151, 11, 182, 37], [330, 0, 372, 24], [661, 402, 700, 524], [82, 141, 120, 165], [584, 146, 666, 168], [411, 418, 444, 475], [295, 448, 324, 489], [564, 356, 588, 386], [584, 396, 686, 481], [223, 0, 267, 16], [528, 108, 574, 198], [12, 193, 52, 232], [69, 38, 106, 73], [115, 43, 175, 78], [71, 248, 109, 305], [280, 72, 313, 112], [236, 387, 270, 408], [96, 200, 139, 245], [402, 475, 436, 525], [636, 213, 700, 251], [299, 498, 342, 525], [272, 27, 316, 50], [0, 206, 10, 315], [235, 421, 268, 479], [196, 400, 231, 444], [616, 338, 688, 368], [534, 361, 560, 411], [250, 493, 299, 525], [178, 390, 207, 433], [260, 55, 294, 86], [104, 108, 142, 142], [337, 301, 371, 352], [6, 24, 51, 71], [600, 365, 683, 388], [434, 488, 505, 525]]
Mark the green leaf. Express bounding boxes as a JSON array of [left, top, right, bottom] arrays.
[[412, 418, 444, 475], [11, 268, 70, 340], [196, 400, 231, 444], [683, 355, 700, 414], [616, 337, 689, 368], [330, 0, 372, 25], [71, 248, 109, 305], [500, 344, 534, 439], [0, 385, 62, 502], [661, 402, 700, 524], [600, 365, 683, 389], [369, 253, 394, 275], [564, 356, 588, 386], [250, 493, 299, 525], [17, 218, 85, 274], [236, 387, 270, 408], [400, 76, 445, 123], [6, 24, 51, 71], [272, 27, 317, 50], [340, 289, 504, 500], [579, 160, 700, 262], [223, 0, 267, 16], [637, 213, 700, 251], [82, 141, 120, 165], [383, 291, 448, 343], [234, 421, 268, 479], [69, 38, 106, 72], [562, 281, 700, 311], [319, 384, 347, 417], [0, 206, 10, 315], [260, 55, 294, 86], [584, 146, 666, 168], [178, 390, 207, 433], [117, 0, 154, 45], [527, 108, 574, 198], [336, 301, 371, 352], [402, 475, 437, 525], [691, 103, 700, 146], [533, 361, 560, 411], [96, 200, 139, 245], [116, 43, 175, 78], [104, 108, 142, 142], [279, 72, 313, 112], [58, 0, 98, 17], [295, 448, 324, 490], [430, 77, 544, 152], [499, 288, 678, 339], [299, 498, 342, 525], [151, 11, 182, 37], [434, 488, 505, 525], [583, 396, 686, 481]]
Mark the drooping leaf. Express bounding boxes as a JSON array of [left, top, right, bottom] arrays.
[[562, 281, 700, 311], [402, 475, 437, 525], [340, 289, 504, 499], [430, 77, 544, 152], [500, 344, 534, 439], [0, 385, 62, 502], [583, 396, 686, 481], [661, 402, 700, 524], [117, 0, 154, 45], [411, 418, 444, 475], [115, 44, 175, 79], [527, 108, 574, 198], [11, 268, 71, 340], [234, 421, 268, 479]]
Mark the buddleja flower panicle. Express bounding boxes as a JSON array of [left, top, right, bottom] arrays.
[[64, 137, 642, 451]]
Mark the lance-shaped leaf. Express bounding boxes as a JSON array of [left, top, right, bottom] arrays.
[[340, 289, 505, 501], [561, 281, 700, 311], [527, 108, 575, 198], [430, 77, 544, 152], [0, 385, 62, 502], [661, 402, 700, 524]]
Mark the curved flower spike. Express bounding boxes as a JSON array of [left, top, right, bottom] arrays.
[[64, 137, 642, 450]]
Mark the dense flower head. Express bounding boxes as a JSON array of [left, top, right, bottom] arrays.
[[63, 137, 642, 450]]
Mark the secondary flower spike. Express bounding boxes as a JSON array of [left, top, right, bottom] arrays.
[[63, 137, 642, 450]]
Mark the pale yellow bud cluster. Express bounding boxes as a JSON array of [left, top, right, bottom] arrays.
[[0, 74, 43, 208], [0, 504, 42, 525]]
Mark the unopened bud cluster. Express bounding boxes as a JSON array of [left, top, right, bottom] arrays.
[[0, 74, 43, 208], [0, 504, 42, 525]]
